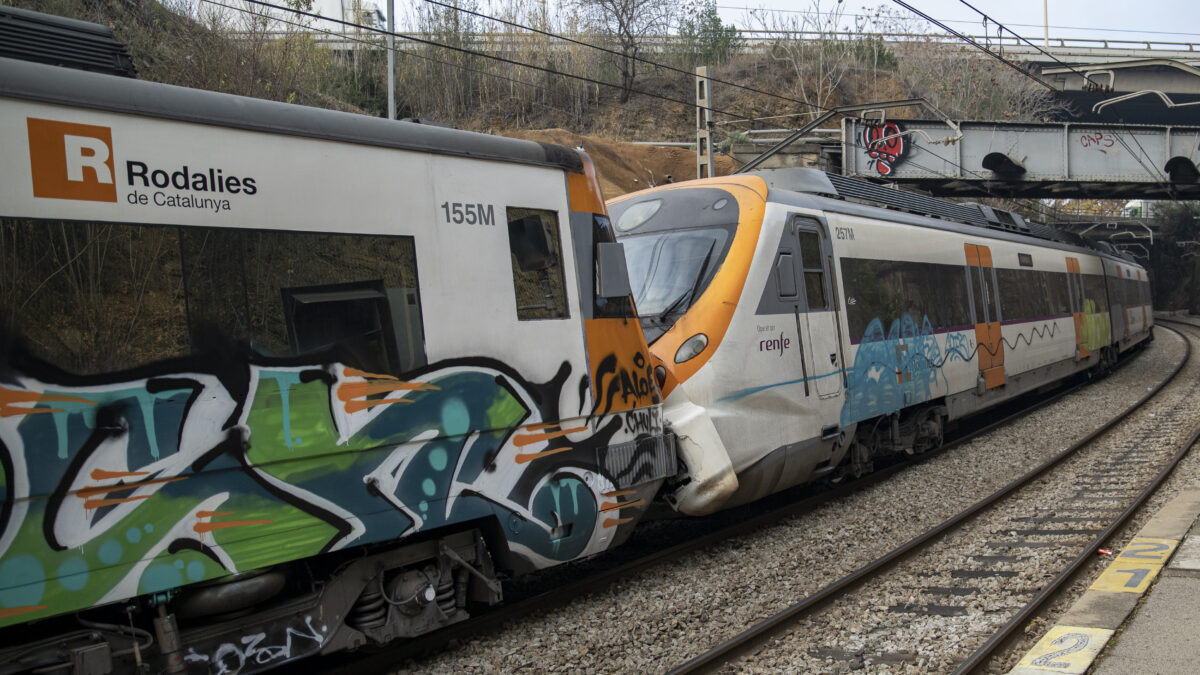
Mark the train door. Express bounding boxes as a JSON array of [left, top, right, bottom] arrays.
[[1138, 269, 1148, 330], [1065, 257, 1090, 359], [965, 243, 1005, 389], [1115, 264, 1130, 341], [788, 216, 842, 398]]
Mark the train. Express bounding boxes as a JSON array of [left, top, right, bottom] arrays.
[[608, 168, 1153, 516], [0, 37, 673, 674], [0, 7, 1156, 673]]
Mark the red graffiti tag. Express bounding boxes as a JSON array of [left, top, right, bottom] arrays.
[[1079, 131, 1116, 150], [862, 121, 907, 176]]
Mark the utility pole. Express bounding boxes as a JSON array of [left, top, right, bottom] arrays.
[[695, 66, 714, 179], [1043, 0, 1049, 48], [387, 0, 396, 119]]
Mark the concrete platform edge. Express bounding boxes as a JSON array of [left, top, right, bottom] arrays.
[[1007, 488, 1200, 674]]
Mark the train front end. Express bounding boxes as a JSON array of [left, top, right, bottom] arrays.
[[608, 176, 775, 515]]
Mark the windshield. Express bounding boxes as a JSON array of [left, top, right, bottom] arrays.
[[621, 228, 731, 340], [610, 186, 741, 342]]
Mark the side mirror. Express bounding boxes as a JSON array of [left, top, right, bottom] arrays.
[[508, 214, 554, 272], [596, 242, 632, 299]]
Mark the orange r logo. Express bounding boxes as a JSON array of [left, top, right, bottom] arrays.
[[27, 118, 118, 203]]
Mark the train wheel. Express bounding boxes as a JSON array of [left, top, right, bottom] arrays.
[[913, 408, 944, 454]]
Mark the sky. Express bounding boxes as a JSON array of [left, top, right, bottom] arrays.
[[197, 0, 1200, 52], [713, 1, 1200, 47]]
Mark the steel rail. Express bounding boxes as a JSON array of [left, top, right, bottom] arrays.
[[954, 321, 1196, 673], [668, 328, 1184, 674]]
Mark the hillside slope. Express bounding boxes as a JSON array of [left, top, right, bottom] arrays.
[[504, 129, 738, 200]]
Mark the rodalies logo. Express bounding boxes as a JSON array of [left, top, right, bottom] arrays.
[[27, 118, 118, 202], [27, 117, 256, 213]]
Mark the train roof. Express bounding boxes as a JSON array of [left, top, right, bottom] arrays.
[[753, 168, 1141, 266], [0, 5, 136, 78], [0, 56, 584, 173]]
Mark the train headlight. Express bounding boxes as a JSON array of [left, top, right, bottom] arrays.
[[674, 333, 708, 364]]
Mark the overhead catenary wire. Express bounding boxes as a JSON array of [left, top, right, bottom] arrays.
[[220, 0, 767, 124], [887, 0, 1055, 92], [945, 0, 1171, 189], [419, 0, 846, 117], [204, 0, 582, 117], [892, 0, 1174, 195], [208, 0, 1082, 223], [714, 5, 1199, 39]]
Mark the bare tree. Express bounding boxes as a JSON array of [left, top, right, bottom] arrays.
[[575, 0, 675, 103], [891, 41, 1068, 121], [749, 1, 868, 116]]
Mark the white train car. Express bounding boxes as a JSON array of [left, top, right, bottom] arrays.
[[609, 168, 1152, 516], [0, 47, 671, 672]]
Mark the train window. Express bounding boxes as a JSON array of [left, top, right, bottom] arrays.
[[506, 207, 569, 320], [1044, 272, 1071, 315], [180, 228, 425, 373], [0, 218, 189, 375], [805, 272, 827, 310], [997, 268, 1052, 322], [968, 267, 986, 322], [797, 231, 827, 310], [840, 258, 971, 340], [281, 281, 397, 374], [1082, 275, 1109, 313]]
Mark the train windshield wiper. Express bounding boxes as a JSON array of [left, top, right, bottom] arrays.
[[656, 240, 716, 326]]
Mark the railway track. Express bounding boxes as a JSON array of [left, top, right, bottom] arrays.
[[323, 389, 1078, 674], [669, 323, 1197, 674]]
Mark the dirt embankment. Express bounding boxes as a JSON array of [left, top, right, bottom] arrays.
[[502, 129, 739, 201]]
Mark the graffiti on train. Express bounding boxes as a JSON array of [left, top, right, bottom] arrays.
[[1082, 299, 1112, 350], [841, 313, 950, 426], [0, 351, 651, 628], [183, 615, 327, 675], [592, 349, 658, 416], [840, 313, 1097, 426]]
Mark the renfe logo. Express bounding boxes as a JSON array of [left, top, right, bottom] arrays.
[[759, 332, 792, 356], [27, 118, 117, 202]]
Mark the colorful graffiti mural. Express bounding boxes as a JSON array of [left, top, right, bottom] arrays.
[[0, 347, 666, 629], [839, 314, 1076, 427]]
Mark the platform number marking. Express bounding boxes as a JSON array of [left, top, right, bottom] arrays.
[[1015, 625, 1113, 673], [1119, 540, 1172, 560], [1030, 632, 1089, 668], [1089, 537, 1177, 594]]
